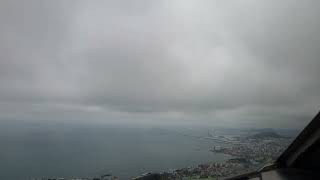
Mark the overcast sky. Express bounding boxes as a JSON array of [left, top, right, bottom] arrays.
[[0, 0, 319, 128]]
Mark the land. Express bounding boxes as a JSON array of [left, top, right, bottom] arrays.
[[134, 130, 293, 180]]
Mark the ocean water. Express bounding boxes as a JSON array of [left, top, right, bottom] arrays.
[[0, 122, 231, 180]]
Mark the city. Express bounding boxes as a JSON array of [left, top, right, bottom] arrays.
[[135, 131, 293, 179]]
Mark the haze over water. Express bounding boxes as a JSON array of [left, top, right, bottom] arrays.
[[0, 121, 231, 180]]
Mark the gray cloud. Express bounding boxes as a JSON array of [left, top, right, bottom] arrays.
[[0, 0, 319, 128]]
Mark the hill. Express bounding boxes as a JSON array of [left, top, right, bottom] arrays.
[[248, 131, 283, 139]]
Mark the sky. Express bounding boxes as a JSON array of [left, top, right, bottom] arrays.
[[0, 0, 319, 128]]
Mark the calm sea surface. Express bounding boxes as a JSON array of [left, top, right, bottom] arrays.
[[0, 122, 231, 180]]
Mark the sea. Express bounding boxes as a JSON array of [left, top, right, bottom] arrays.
[[0, 121, 233, 180]]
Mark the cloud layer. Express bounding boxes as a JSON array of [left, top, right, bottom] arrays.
[[0, 0, 319, 128]]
